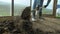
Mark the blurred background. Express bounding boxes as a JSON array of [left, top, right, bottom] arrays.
[[0, 0, 60, 17]]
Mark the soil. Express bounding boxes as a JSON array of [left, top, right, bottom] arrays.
[[0, 16, 60, 34]]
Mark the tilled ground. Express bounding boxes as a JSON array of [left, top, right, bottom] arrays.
[[32, 17, 60, 34], [0, 17, 60, 34]]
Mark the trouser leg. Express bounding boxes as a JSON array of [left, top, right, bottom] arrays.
[[32, 10, 36, 18], [38, 0, 43, 18], [39, 6, 42, 18], [32, 0, 37, 18], [33, 0, 37, 9]]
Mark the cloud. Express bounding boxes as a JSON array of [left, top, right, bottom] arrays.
[[14, 0, 30, 6], [57, 0, 60, 4], [46, 0, 54, 9], [0, 0, 11, 3]]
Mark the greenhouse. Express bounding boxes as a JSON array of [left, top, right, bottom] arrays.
[[0, 0, 60, 34]]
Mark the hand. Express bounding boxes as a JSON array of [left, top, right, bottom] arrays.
[[44, 5, 48, 8]]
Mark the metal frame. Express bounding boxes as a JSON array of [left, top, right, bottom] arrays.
[[12, 0, 14, 16], [11, 0, 32, 16], [53, 0, 57, 17], [11, 0, 57, 17]]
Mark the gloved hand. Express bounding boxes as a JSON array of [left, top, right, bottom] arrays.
[[44, 5, 48, 8]]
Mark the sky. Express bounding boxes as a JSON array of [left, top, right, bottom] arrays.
[[0, 0, 11, 3], [0, 0, 60, 9]]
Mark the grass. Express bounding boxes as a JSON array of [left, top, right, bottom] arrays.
[[0, 4, 60, 17], [42, 8, 53, 14], [42, 8, 60, 18], [0, 8, 60, 17], [0, 3, 26, 16]]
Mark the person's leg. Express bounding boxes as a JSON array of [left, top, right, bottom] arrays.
[[33, 0, 37, 9], [32, 0, 38, 21], [32, 0, 37, 18], [38, 0, 44, 18]]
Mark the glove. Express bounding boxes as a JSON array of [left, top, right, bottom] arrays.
[[44, 5, 48, 8]]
